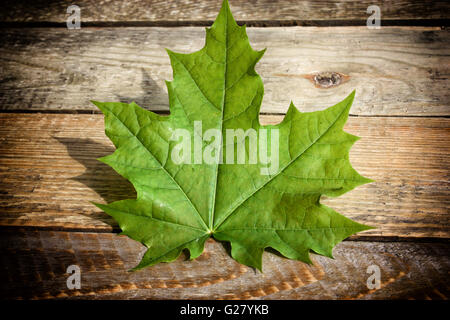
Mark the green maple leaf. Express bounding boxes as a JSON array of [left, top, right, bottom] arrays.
[[92, 0, 373, 271]]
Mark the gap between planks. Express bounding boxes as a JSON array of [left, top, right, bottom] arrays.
[[1, 20, 449, 28]]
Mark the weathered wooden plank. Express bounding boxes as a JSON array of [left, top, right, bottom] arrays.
[[0, 27, 448, 115], [266, 240, 450, 300], [0, 230, 324, 300], [0, 0, 448, 24], [0, 113, 448, 239], [0, 230, 448, 300]]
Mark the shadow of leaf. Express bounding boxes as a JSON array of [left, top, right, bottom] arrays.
[[55, 137, 136, 203], [55, 137, 136, 228], [116, 68, 165, 109]]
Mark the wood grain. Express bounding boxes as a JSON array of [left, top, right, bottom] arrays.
[[1, 229, 448, 300], [0, 113, 448, 239], [0, 0, 448, 24], [0, 27, 448, 115]]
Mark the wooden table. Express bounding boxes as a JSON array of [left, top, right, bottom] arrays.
[[0, 0, 449, 300]]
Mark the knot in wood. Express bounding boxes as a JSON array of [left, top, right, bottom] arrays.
[[314, 72, 342, 88]]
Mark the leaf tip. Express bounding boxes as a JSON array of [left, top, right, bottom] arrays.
[[364, 177, 376, 184], [346, 90, 356, 106], [90, 100, 105, 113], [256, 48, 267, 61], [91, 201, 106, 210], [165, 48, 176, 59], [221, 0, 231, 10], [129, 265, 142, 272], [360, 223, 376, 232]]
